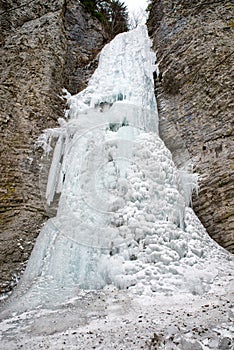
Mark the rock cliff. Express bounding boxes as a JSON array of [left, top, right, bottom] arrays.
[[148, 0, 234, 253], [0, 0, 108, 294]]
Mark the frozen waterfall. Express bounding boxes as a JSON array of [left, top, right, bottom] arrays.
[[3, 25, 233, 312]]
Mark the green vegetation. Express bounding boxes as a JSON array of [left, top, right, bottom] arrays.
[[146, 0, 153, 13], [80, 0, 128, 38]]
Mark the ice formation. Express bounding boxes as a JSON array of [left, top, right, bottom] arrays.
[[4, 25, 233, 312]]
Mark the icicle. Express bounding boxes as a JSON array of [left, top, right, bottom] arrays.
[[46, 133, 65, 205], [178, 169, 199, 206]]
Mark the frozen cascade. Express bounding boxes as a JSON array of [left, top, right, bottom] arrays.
[[4, 25, 233, 312]]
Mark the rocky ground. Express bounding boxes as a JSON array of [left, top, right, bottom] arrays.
[[0, 284, 233, 350]]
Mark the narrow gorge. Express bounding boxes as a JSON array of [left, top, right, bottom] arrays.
[[0, 0, 233, 298], [0, 2, 233, 349]]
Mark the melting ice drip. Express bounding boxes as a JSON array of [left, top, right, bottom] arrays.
[[6, 26, 233, 310]]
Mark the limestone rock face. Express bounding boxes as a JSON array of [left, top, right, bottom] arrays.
[[148, 0, 234, 252], [64, 1, 108, 94], [0, 1, 108, 294]]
